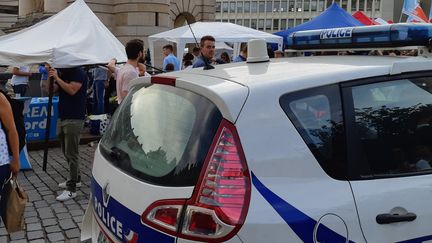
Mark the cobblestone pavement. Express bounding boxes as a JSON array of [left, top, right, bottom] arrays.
[[0, 144, 97, 242]]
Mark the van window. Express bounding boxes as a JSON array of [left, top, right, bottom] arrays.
[[100, 84, 222, 186], [280, 85, 347, 180], [349, 78, 432, 177]]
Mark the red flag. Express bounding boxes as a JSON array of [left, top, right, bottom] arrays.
[[352, 11, 380, 25]]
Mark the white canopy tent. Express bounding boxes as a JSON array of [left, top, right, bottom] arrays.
[[148, 22, 283, 67], [0, 0, 126, 68]]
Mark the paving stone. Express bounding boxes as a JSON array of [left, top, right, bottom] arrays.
[[42, 218, 57, 227], [53, 207, 68, 214], [59, 218, 76, 230], [47, 232, 65, 242], [10, 239, 28, 243], [0, 227, 8, 236], [34, 200, 49, 208], [37, 208, 55, 219], [39, 190, 52, 196], [26, 222, 42, 231], [25, 216, 40, 223], [68, 238, 80, 243], [29, 239, 46, 243], [57, 212, 71, 219], [73, 215, 83, 224], [27, 230, 44, 240], [24, 210, 38, 218], [45, 225, 61, 233], [70, 209, 84, 217], [65, 228, 80, 238], [9, 231, 25, 240], [67, 204, 82, 210]]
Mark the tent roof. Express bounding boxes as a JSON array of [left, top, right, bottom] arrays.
[[148, 22, 283, 45], [0, 0, 126, 68], [274, 3, 363, 45]]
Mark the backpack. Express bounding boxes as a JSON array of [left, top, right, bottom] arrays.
[[0, 90, 26, 153]]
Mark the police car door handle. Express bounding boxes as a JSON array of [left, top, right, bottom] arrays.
[[376, 212, 417, 224]]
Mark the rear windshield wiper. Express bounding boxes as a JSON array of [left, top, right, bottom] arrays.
[[108, 146, 132, 169]]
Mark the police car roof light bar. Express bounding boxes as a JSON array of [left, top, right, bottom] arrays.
[[287, 23, 432, 51]]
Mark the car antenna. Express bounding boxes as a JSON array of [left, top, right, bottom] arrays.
[[185, 18, 214, 70]]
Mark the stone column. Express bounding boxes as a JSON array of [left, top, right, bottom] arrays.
[[44, 0, 67, 13], [113, 0, 170, 44], [18, 0, 34, 17]]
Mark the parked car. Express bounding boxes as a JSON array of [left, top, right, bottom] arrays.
[[82, 24, 432, 243]]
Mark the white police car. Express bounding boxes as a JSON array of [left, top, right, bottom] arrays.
[[81, 24, 432, 243]]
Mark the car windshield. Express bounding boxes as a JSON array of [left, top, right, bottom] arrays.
[[100, 84, 222, 186]]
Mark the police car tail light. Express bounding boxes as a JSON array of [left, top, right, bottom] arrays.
[[151, 76, 176, 86], [141, 200, 185, 234], [141, 120, 250, 242], [180, 119, 251, 242]]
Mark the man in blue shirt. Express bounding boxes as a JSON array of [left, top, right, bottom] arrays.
[[233, 45, 247, 62], [192, 35, 216, 68], [49, 67, 87, 201], [91, 66, 108, 114], [162, 44, 180, 71]]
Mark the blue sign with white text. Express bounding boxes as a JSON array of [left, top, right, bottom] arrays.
[[24, 97, 59, 141]]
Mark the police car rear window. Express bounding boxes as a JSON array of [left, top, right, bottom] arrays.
[[100, 84, 222, 187], [280, 84, 348, 180]]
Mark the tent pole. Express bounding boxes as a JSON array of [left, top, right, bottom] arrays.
[[42, 75, 54, 171]]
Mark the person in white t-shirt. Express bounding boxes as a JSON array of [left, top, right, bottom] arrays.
[[11, 65, 32, 97], [115, 39, 144, 104]]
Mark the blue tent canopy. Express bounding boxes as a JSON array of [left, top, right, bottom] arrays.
[[274, 3, 364, 47]]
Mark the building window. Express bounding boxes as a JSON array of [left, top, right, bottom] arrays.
[[230, 2, 236, 13], [319, 0, 325, 11], [258, 19, 264, 30], [281, 0, 288, 12], [281, 19, 287, 29], [259, 1, 265, 12], [266, 19, 272, 30], [311, 0, 317, 11], [216, 2, 221, 13], [351, 0, 357, 11], [288, 19, 294, 27], [251, 19, 257, 29], [274, 1, 280, 12], [367, 0, 373, 11], [304, 1, 310, 11], [236, 19, 243, 25], [229, 19, 235, 24], [375, 0, 380, 11], [289, 0, 295, 11], [297, 1, 303, 12], [237, 1, 243, 13], [266, 1, 273, 12], [359, 0, 365, 11], [326, 0, 332, 8], [244, 1, 250, 13], [273, 19, 279, 30], [244, 19, 250, 27], [251, 1, 258, 13], [222, 2, 229, 13], [342, 0, 348, 9], [155, 12, 159, 26]]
